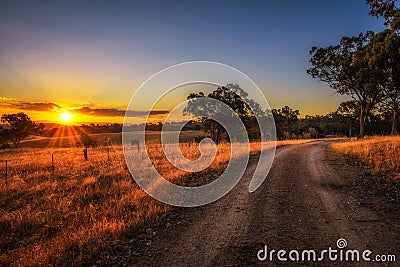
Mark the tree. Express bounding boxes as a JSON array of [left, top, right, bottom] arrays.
[[183, 84, 264, 144], [272, 106, 299, 139], [333, 101, 360, 136], [295, 115, 317, 138], [366, 30, 400, 134], [0, 126, 11, 148], [1, 112, 44, 148], [79, 133, 98, 148], [367, 0, 400, 31], [307, 31, 386, 138], [365, 1, 400, 135], [316, 101, 362, 137]]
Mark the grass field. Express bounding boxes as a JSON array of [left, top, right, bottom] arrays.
[[19, 130, 208, 148], [0, 138, 314, 266], [331, 136, 400, 177]]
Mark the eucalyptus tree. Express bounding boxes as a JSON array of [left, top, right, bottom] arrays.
[[183, 84, 265, 143], [367, 0, 400, 134], [307, 32, 385, 138], [1, 112, 44, 148], [366, 30, 400, 134]]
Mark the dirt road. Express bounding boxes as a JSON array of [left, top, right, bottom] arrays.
[[124, 141, 400, 266]]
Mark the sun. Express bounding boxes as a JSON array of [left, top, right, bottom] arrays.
[[60, 112, 73, 124]]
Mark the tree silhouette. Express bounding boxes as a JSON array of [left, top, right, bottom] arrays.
[[0, 126, 11, 148], [183, 84, 264, 143], [79, 133, 98, 148], [272, 106, 299, 139], [1, 112, 44, 148]]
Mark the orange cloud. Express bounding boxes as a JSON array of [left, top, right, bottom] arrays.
[[75, 106, 168, 117], [16, 102, 61, 112]]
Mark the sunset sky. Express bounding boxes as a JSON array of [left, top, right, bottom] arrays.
[[0, 0, 385, 125]]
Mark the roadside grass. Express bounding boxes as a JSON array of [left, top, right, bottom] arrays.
[[0, 138, 315, 266], [330, 136, 400, 177]]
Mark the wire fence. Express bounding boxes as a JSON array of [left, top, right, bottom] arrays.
[[0, 145, 128, 186]]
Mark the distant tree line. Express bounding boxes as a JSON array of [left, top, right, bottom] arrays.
[[41, 123, 123, 138], [273, 101, 395, 140], [183, 83, 398, 142], [307, 0, 400, 138]]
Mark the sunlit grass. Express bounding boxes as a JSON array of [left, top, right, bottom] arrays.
[[331, 136, 400, 176]]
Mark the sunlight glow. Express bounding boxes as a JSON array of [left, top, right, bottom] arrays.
[[60, 112, 73, 123]]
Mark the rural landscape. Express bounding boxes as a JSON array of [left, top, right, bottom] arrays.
[[1, 0, 400, 266]]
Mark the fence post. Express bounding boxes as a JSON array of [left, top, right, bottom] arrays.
[[83, 148, 88, 161], [51, 153, 54, 172], [5, 160, 8, 186]]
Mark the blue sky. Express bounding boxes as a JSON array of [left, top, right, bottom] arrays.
[[0, 0, 386, 122]]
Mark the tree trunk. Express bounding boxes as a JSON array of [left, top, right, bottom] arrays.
[[210, 121, 216, 142], [13, 137, 20, 148], [391, 109, 398, 135], [215, 131, 221, 144], [348, 124, 352, 137], [358, 106, 367, 139], [210, 121, 221, 144]]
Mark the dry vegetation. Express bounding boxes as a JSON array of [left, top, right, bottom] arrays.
[[19, 130, 208, 149], [0, 138, 314, 266], [331, 136, 400, 177]]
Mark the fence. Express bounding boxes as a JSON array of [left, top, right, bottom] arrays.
[[0, 146, 126, 186], [0, 142, 203, 186]]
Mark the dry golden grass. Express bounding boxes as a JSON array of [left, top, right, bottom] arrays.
[[0, 139, 315, 266], [331, 136, 400, 176]]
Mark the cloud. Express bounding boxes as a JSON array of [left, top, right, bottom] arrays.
[[0, 96, 16, 101], [75, 106, 168, 117], [16, 102, 61, 112], [0, 98, 60, 111]]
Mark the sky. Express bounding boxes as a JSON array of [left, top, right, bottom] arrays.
[[0, 0, 386, 124]]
